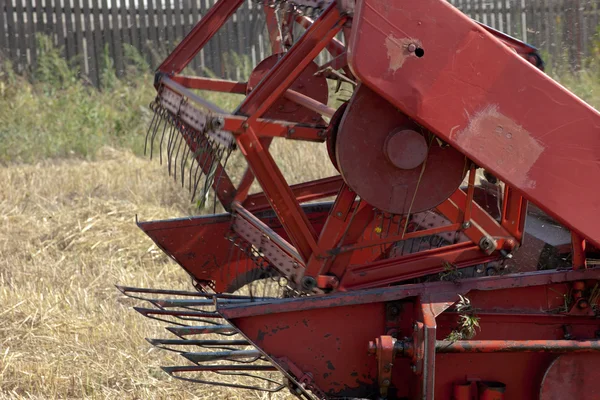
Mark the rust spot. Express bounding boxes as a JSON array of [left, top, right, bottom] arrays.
[[384, 35, 422, 72], [453, 104, 544, 189], [327, 360, 336, 370], [271, 325, 290, 334]]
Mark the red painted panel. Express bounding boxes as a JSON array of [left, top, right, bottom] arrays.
[[347, 0, 600, 248]]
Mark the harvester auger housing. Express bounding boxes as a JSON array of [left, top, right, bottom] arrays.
[[118, 0, 600, 398]]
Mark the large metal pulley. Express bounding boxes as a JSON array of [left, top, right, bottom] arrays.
[[334, 85, 467, 215]]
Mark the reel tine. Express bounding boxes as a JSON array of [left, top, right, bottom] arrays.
[[213, 147, 232, 214], [191, 138, 212, 203], [160, 366, 285, 392], [158, 110, 170, 165], [180, 135, 193, 189], [200, 144, 220, 209], [173, 128, 186, 182], [188, 134, 203, 193], [148, 106, 164, 160], [144, 101, 159, 156], [166, 120, 177, 176], [189, 134, 204, 195]]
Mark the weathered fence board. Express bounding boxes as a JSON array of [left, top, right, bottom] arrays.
[[0, 0, 598, 85]]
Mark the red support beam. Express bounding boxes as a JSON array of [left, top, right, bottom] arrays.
[[158, 0, 244, 75]]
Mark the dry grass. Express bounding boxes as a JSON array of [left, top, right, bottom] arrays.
[[0, 144, 333, 399]]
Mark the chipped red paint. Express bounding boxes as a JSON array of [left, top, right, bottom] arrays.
[[347, 0, 600, 246]]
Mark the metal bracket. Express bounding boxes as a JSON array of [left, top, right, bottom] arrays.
[[368, 335, 397, 398], [276, 356, 327, 399]]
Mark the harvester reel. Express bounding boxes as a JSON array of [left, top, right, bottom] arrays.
[[336, 85, 467, 215]]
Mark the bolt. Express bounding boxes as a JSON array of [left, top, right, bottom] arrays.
[[413, 323, 418, 332], [382, 379, 391, 386], [389, 306, 399, 316], [500, 249, 513, 259], [288, 128, 295, 135], [336, 211, 343, 217], [302, 276, 317, 290], [317, 130, 327, 138], [407, 43, 417, 53], [410, 365, 417, 373], [462, 221, 471, 229], [578, 300, 589, 309], [479, 237, 496, 251], [242, 122, 249, 129]]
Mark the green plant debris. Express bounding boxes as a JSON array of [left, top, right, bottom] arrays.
[[446, 294, 481, 341]]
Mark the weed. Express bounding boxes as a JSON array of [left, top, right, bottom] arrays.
[[446, 294, 481, 341]]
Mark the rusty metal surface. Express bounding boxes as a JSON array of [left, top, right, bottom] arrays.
[[336, 84, 467, 215], [347, 0, 600, 247], [137, 203, 331, 293], [539, 354, 600, 400], [220, 282, 600, 399]]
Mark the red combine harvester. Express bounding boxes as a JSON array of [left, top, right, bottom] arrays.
[[117, 0, 600, 398]]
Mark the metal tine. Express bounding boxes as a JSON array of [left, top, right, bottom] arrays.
[[173, 126, 187, 182], [148, 297, 266, 308], [134, 307, 221, 318], [167, 325, 238, 337], [191, 157, 203, 200], [213, 147, 233, 214], [180, 132, 193, 189], [183, 349, 262, 364], [158, 110, 171, 165], [144, 101, 159, 156], [191, 139, 214, 203], [199, 145, 219, 208], [166, 119, 178, 176], [169, 125, 184, 178], [148, 107, 166, 160], [146, 338, 250, 353], [162, 365, 278, 373], [161, 366, 285, 392], [147, 338, 249, 347], [188, 136, 200, 193], [115, 285, 258, 300], [134, 307, 223, 326], [213, 370, 284, 386]]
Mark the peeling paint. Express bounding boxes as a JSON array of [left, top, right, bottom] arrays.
[[453, 104, 544, 188], [384, 35, 422, 72]]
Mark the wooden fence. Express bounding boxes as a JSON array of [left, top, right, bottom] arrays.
[[1, 0, 599, 86]]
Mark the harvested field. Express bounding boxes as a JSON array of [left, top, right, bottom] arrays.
[[0, 145, 332, 399]]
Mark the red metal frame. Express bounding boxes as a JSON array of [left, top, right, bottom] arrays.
[[217, 268, 600, 399], [134, 3, 600, 397], [144, 0, 600, 296]]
